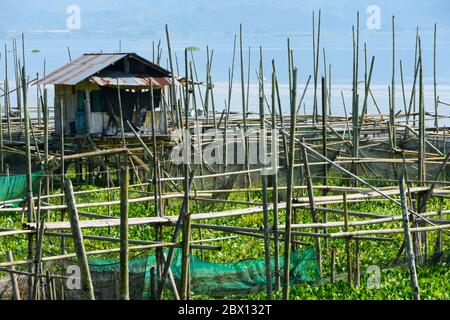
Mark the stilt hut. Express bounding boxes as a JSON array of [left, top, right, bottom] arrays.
[[35, 53, 177, 137]]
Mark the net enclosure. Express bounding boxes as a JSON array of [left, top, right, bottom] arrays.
[[64, 247, 321, 300]]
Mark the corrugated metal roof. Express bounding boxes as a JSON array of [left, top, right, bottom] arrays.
[[35, 54, 128, 85], [89, 71, 176, 87]]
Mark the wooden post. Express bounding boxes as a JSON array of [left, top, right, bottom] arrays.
[[84, 89, 92, 134], [399, 176, 420, 300], [120, 166, 129, 300], [63, 180, 95, 300], [6, 251, 21, 300]]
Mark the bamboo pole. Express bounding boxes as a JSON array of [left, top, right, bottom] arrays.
[[354, 239, 360, 287], [22, 62, 35, 300], [63, 180, 95, 300], [117, 79, 126, 148], [330, 247, 335, 283], [180, 48, 192, 300], [418, 40, 426, 185], [433, 23, 438, 131], [6, 250, 21, 300], [271, 63, 281, 291], [399, 176, 420, 300], [258, 47, 273, 299], [283, 67, 297, 300], [301, 139, 322, 273], [120, 166, 129, 300], [322, 76, 328, 186], [343, 193, 352, 288], [239, 25, 252, 205]]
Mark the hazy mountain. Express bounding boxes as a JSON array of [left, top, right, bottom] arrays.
[[1, 0, 448, 35]]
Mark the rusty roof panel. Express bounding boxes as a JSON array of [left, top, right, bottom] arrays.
[[89, 71, 177, 87], [35, 54, 129, 85]]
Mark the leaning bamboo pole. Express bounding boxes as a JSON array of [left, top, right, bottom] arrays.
[[63, 180, 95, 300], [399, 176, 420, 300]]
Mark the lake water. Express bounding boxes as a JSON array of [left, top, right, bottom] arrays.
[[1, 30, 449, 123]]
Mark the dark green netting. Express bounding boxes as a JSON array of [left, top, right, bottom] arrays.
[[0, 171, 43, 206], [81, 247, 321, 299]]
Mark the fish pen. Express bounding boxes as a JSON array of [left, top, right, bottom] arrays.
[[1, 13, 450, 301]]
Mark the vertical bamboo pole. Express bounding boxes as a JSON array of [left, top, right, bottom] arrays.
[[0, 96, 3, 173], [330, 247, 335, 283], [258, 47, 273, 299], [351, 13, 360, 179], [240, 25, 252, 205], [273, 60, 288, 164], [117, 79, 126, 148], [354, 239, 360, 287], [120, 166, 129, 300], [418, 40, 425, 185], [321, 76, 328, 186], [165, 25, 179, 129], [321, 75, 329, 248], [59, 98, 66, 299], [283, 67, 297, 300], [343, 193, 352, 288], [180, 48, 191, 300], [271, 62, 280, 291], [43, 88, 49, 197], [6, 251, 21, 300], [433, 23, 438, 131], [312, 11, 321, 122], [32, 184, 43, 300], [13, 39, 22, 134], [22, 62, 34, 300], [45, 272, 53, 300], [399, 176, 420, 300], [4, 44, 11, 143], [150, 267, 157, 300], [392, 16, 396, 147], [63, 180, 95, 300]]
